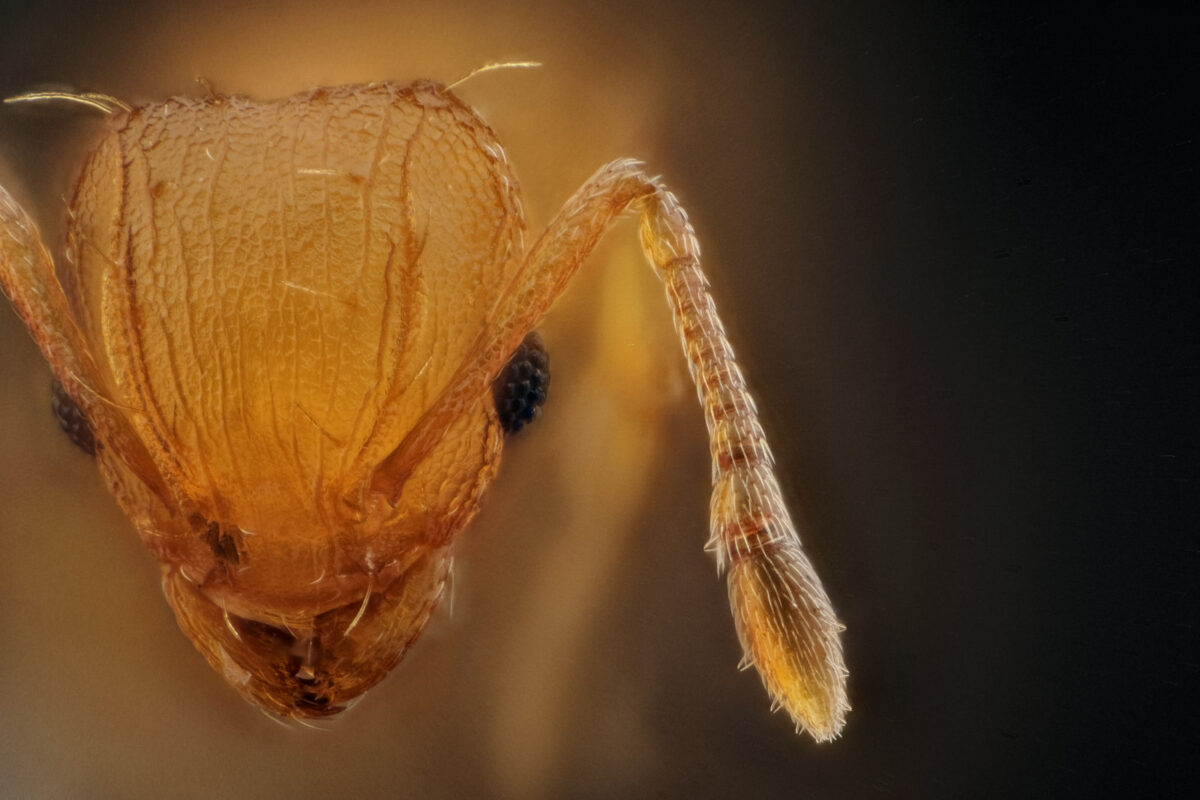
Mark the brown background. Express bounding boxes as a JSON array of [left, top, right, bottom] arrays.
[[1, 1, 1194, 797]]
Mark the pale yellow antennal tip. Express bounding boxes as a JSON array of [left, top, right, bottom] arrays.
[[447, 61, 543, 91], [3, 90, 131, 115]]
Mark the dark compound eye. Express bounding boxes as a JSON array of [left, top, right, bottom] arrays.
[[492, 332, 550, 435], [50, 379, 96, 455]]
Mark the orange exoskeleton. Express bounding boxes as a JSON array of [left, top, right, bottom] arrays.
[[0, 79, 848, 739]]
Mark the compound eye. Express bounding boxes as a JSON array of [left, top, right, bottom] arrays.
[[492, 332, 550, 435], [50, 379, 95, 455]]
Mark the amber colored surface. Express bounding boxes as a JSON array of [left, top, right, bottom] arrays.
[[67, 82, 517, 608]]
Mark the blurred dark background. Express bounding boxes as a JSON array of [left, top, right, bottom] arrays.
[[0, 1, 1194, 797]]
